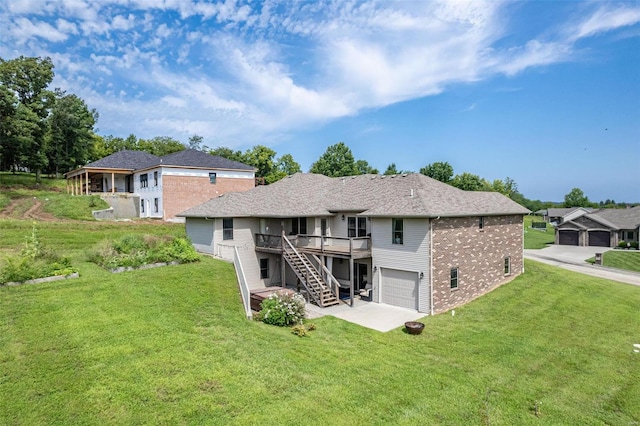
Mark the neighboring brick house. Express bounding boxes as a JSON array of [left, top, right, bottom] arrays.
[[555, 206, 640, 247], [65, 149, 255, 221], [178, 173, 529, 315]]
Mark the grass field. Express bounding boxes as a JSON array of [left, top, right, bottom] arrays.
[[1, 220, 639, 425], [523, 215, 555, 249]]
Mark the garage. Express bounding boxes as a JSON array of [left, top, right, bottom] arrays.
[[381, 268, 418, 310], [558, 230, 579, 245], [588, 231, 610, 247]]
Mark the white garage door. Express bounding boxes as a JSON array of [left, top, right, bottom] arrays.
[[381, 268, 418, 310], [186, 218, 214, 254]]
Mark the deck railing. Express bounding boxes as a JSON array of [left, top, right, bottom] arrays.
[[255, 233, 370, 256]]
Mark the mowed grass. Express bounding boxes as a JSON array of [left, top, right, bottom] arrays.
[[588, 250, 640, 273], [1, 221, 639, 425], [524, 215, 555, 249]]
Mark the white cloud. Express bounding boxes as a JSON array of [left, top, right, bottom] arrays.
[[10, 17, 69, 43], [111, 14, 136, 31], [572, 5, 640, 40]]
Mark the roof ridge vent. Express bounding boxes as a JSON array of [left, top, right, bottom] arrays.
[[380, 175, 386, 179], [391, 174, 396, 178], [402, 173, 407, 177], [410, 189, 414, 198]]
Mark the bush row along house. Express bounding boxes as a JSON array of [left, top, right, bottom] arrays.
[[555, 206, 640, 247], [178, 173, 530, 314], [64, 149, 256, 221]]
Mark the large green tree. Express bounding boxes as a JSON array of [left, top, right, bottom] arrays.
[[309, 142, 358, 177], [0, 56, 55, 181], [420, 161, 454, 183], [355, 159, 379, 175], [46, 90, 98, 176], [564, 188, 591, 207], [450, 172, 489, 191]]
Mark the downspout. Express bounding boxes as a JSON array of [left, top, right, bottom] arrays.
[[430, 216, 440, 316]]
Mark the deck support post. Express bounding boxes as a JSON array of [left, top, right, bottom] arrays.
[[280, 225, 286, 288], [349, 257, 354, 307]]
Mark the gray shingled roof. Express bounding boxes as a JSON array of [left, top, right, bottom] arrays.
[[178, 173, 530, 218], [139, 149, 255, 171], [84, 150, 160, 170], [588, 206, 640, 229], [547, 207, 593, 217]]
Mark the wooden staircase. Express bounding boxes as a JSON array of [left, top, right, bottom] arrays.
[[282, 236, 340, 307]]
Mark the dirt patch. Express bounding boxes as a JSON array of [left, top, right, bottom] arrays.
[[0, 198, 57, 221]]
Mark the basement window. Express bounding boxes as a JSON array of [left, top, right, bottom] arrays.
[[504, 257, 511, 275], [223, 218, 233, 240], [450, 268, 459, 290], [479, 216, 485, 230], [260, 258, 269, 279]]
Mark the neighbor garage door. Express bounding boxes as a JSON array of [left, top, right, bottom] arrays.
[[588, 231, 610, 247], [381, 268, 418, 310], [558, 230, 579, 245]]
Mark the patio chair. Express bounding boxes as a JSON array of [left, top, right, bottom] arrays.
[[359, 283, 372, 301]]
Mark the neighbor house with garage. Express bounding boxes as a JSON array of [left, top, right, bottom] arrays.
[[178, 173, 529, 315], [555, 206, 640, 247], [65, 149, 256, 221]]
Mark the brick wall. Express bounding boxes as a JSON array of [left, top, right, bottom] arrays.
[[163, 175, 254, 220], [431, 215, 523, 314]]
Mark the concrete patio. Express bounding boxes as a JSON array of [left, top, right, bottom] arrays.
[[305, 298, 426, 332]]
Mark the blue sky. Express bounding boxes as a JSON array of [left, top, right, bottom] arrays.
[[1, 0, 639, 202]]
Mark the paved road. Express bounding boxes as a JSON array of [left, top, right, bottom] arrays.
[[524, 246, 640, 287]]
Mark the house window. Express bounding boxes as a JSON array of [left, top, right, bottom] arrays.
[[260, 258, 269, 279], [358, 217, 367, 237], [479, 216, 485, 230], [209, 172, 217, 184], [321, 219, 327, 237], [348, 217, 356, 237], [140, 173, 148, 188], [154, 198, 159, 213], [504, 257, 511, 275], [392, 218, 403, 244], [450, 268, 459, 289], [140, 199, 145, 213], [154, 171, 158, 186], [627, 231, 634, 240], [291, 217, 307, 235], [223, 218, 233, 240]]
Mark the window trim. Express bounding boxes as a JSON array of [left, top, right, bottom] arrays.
[[140, 173, 148, 188], [260, 258, 269, 279], [392, 218, 403, 245], [450, 267, 459, 290], [223, 218, 233, 240]]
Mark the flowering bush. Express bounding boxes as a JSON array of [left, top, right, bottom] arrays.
[[259, 291, 306, 327]]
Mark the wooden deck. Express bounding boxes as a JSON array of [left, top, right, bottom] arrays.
[[255, 233, 371, 259]]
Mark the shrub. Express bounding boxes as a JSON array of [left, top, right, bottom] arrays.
[[291, 324, 308, 337], [631, 241, 639, 249], [88, 235, 199, 269], [259, 291, 306, 327], [0, 225, 76, 284], [618, 241, 628, 248]]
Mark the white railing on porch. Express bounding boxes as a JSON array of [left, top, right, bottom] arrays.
[[232, 246, 252, 320]]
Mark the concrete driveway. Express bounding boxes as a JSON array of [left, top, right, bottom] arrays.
[[525, 245, 640, 286]]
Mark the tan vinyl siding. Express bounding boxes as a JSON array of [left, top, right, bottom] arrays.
[[371, 218, 430, 313]]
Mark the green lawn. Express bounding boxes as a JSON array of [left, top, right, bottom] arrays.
[[587, 250, 640, 272], [1, 221, 639, 424], [524, 215, 555, 249]]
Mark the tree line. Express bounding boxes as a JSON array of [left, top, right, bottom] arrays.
[[2, 56, 627, 211]]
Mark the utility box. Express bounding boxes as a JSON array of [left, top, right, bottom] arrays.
[[595, 253, 603, 265]]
